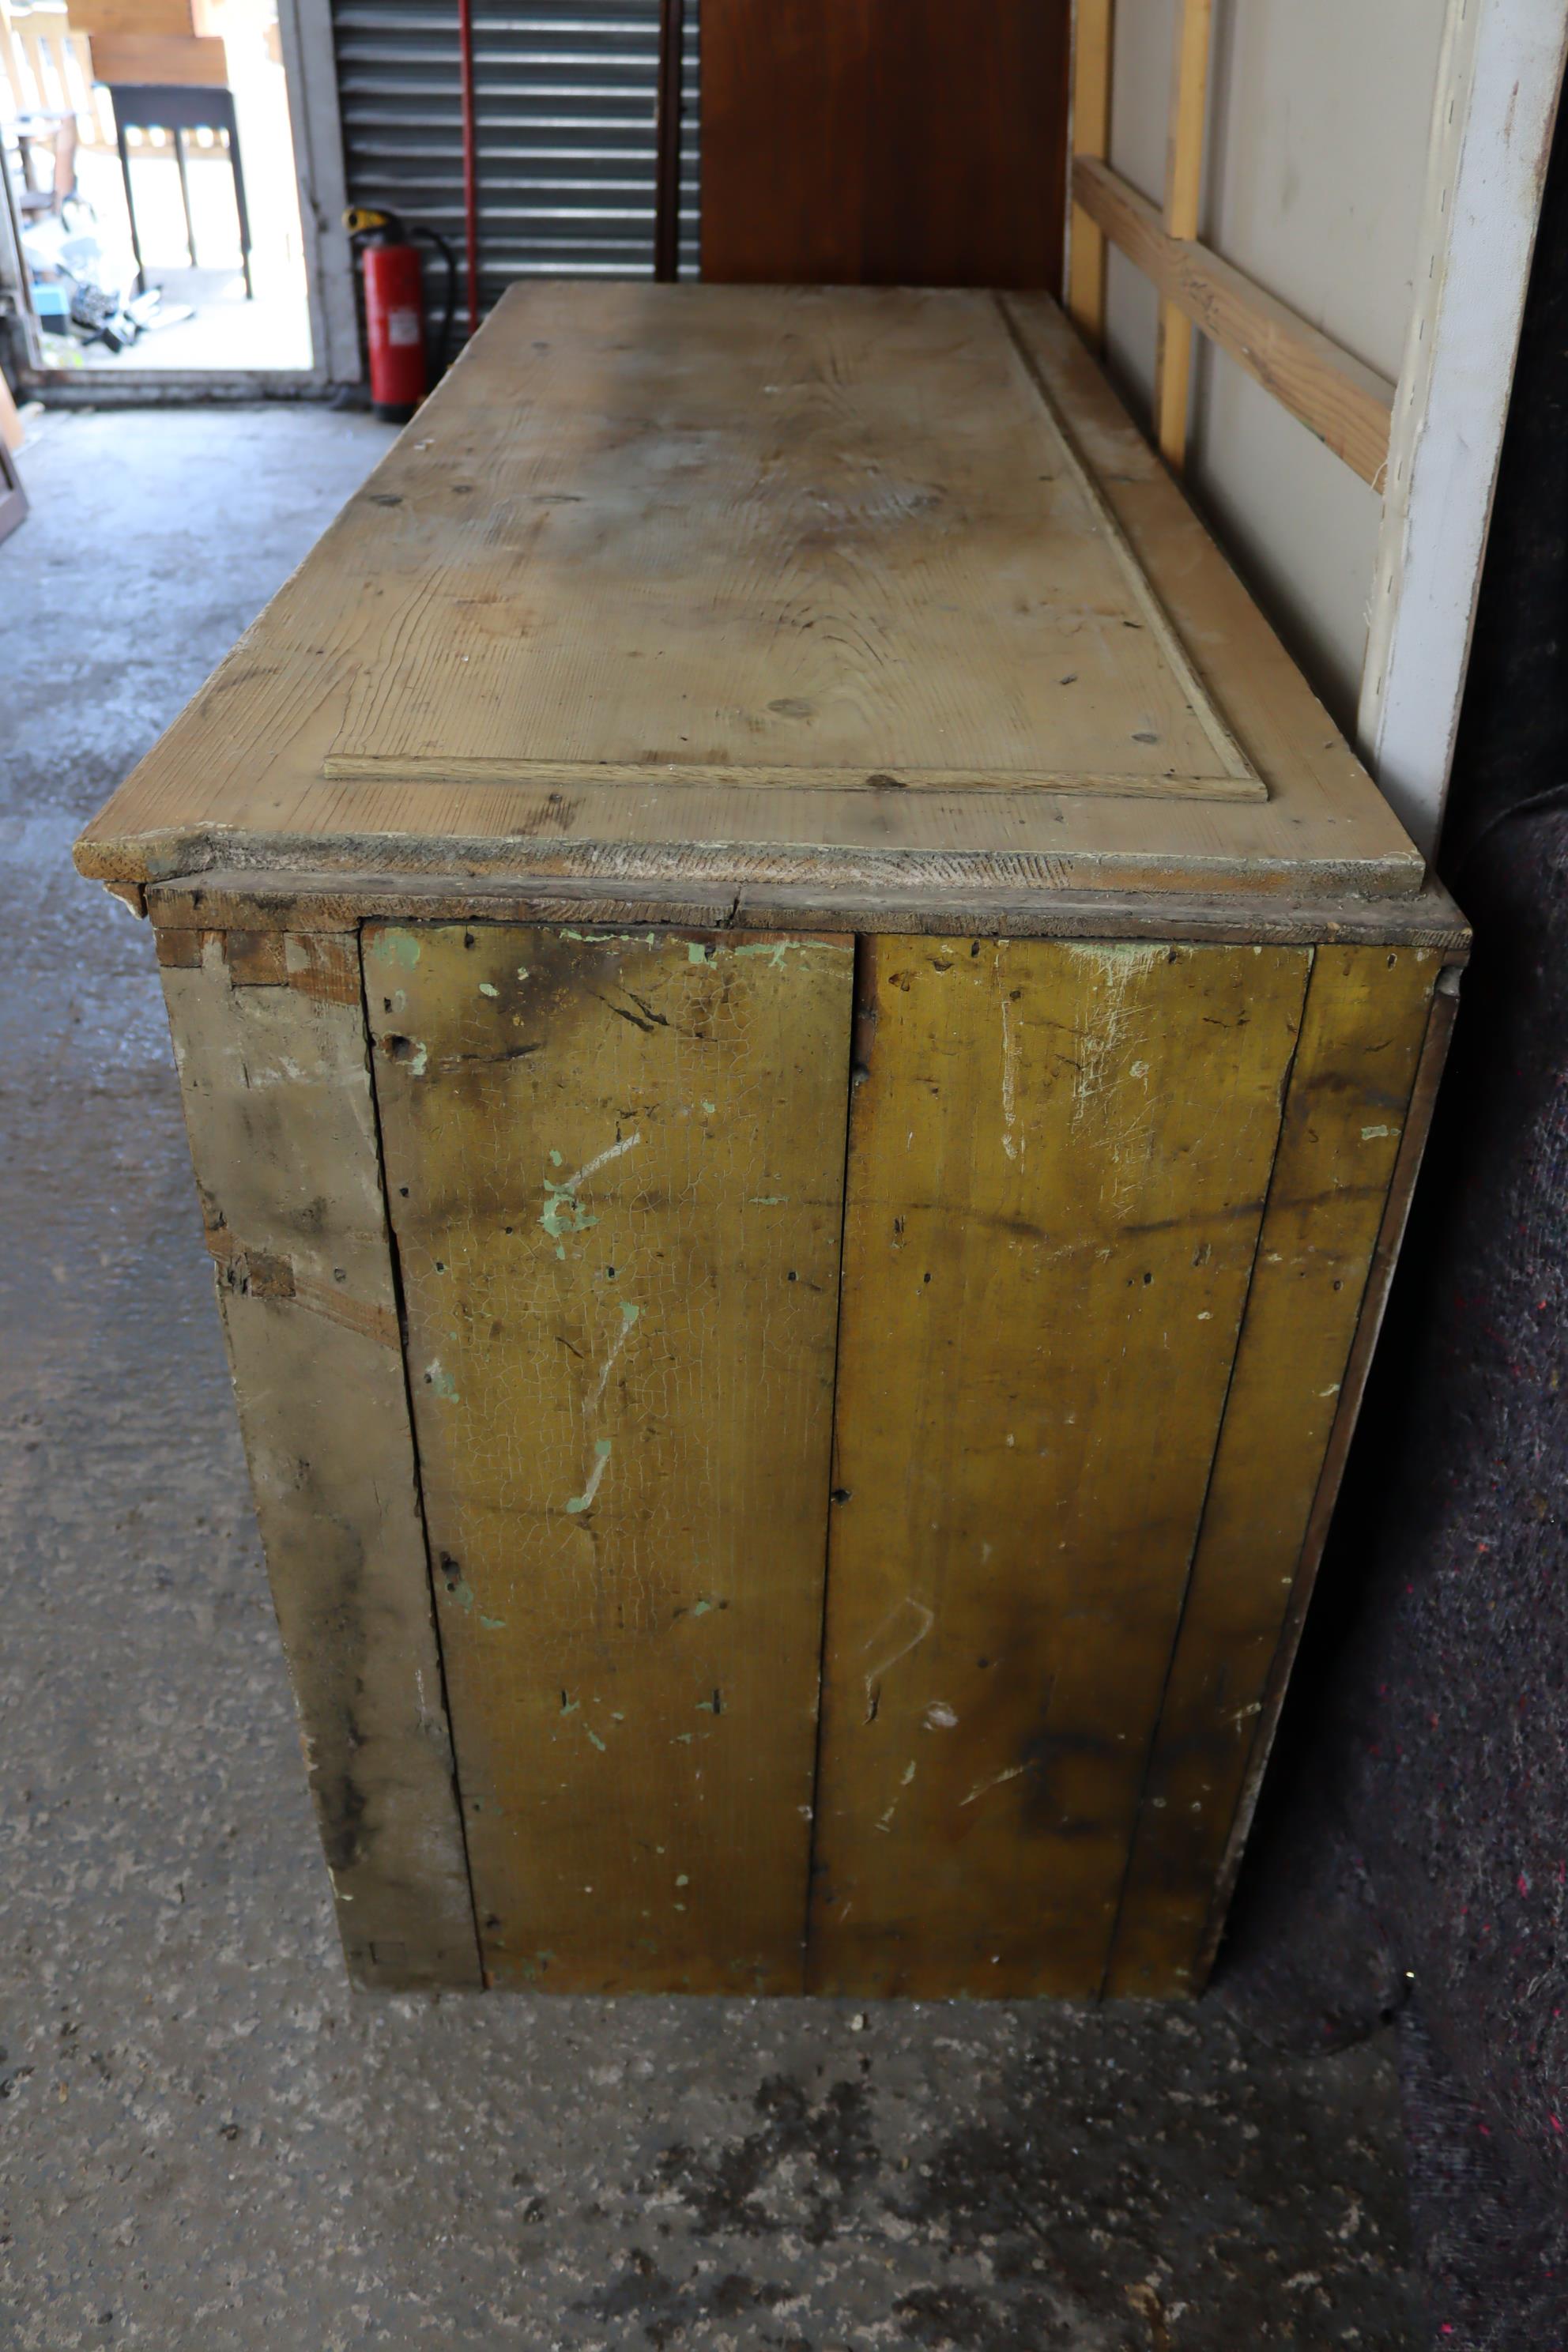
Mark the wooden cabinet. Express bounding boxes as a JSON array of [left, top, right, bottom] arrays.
[[77, 285, 1465, 1998]]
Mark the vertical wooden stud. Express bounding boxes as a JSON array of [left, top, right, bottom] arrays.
[[1154, 0, 1215, 470], [157, 927, 483, 1991], [1067, 0, 1115, 343]]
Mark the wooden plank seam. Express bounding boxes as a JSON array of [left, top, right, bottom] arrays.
[[352, 914, 488, 1983], [1097, 944, 1316, 1996]]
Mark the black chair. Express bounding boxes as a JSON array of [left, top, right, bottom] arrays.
[[107, 82, 253, 300]]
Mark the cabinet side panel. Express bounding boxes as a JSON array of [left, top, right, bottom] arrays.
[[364, 925, 853, 1993], [158, 932, 482, 1991], [808, 937, 1310, 1998], [1106, 944, 1442, 1996]]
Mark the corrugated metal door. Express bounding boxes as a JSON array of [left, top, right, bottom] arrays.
[[330, 0, 699, 326]]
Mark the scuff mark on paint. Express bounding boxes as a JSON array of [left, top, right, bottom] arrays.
[[1362, 1124, 1393, 1140], [875, 1758, 919, 1834], [586, 1298, 640, 1408], [566, 1436, 612, 1514], [426, 1360, 459, 1402], [541, 1130, 640, 1250], [999, 944, 1020, 1163], [959, 1760, 1034, 1807], [516, 966, 530, 981], [560, 928, 658, 945], [924, 1700, 958, 1730], [861, 1596, 936, 1724], [748, 1196, 787, 1207]]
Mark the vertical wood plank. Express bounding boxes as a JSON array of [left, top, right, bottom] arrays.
[[160, 930, 482, 1991], [1106, 944, 1442, 1995], [1153, 0, 1215, 469], [1068, 0, 1114, 341], [808, 935, 1309, 1998], [364, 923, 853, 1993]]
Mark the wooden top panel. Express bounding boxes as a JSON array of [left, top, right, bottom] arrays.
[[75, 284, 1426, 905]]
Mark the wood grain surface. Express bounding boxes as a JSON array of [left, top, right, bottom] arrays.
[[699, 0, 1069, 288], [160, 933, 481, 1990], [74, 285, 1424, 904], [806, 934, 1309, 1996], [364, 922, 852, 1991], [1106, 944, 1442, 1994]]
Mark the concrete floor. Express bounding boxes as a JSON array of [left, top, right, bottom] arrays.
[[0, 407, 1422, 2351]]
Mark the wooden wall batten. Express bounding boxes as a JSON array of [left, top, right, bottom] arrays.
[[699, 0, 1071, 287]]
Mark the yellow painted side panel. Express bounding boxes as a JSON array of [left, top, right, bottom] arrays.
[[808, 936, 1310, 1996], [1106, 944, 1441, 1992], [365, 922, 853, 1992]]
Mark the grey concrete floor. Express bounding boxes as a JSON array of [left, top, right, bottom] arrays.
[[0, 406, 1420, 2351]]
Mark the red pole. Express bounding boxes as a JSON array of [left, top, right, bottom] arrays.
[[457, 0, 481, 337]]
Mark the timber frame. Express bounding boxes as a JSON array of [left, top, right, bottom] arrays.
[[1067, 0, 1568, 851]]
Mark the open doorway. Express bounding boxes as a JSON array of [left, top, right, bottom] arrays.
[[1, 0, 314, 381]]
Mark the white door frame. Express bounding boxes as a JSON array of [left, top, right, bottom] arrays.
[[1359, 0, 1568, 856]]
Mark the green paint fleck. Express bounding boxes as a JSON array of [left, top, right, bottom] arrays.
[[479, 1615, 507, 1630], [620, 1300, 639, 1326], [447, 1579, 475, 1611], [736, 940, 790, 968], [585, 1728, 607, 1752], [672, 1732, 693, 1744], [691, 1596, 718, 1617], [748, 1196, 787, 1207], [560, 1697, 579, 1715], [427, 1361, 459, 1403], [695, 1697, 718, 1713], [675, 1873, 689, 1887], [516, 966, 530, 981], [380, 931, 421, 970], [549, 1148, 564, 1167], [479, 982, 499, 998], [687, 942, 713, 965], [701, 1099, 716, 1116], [541, 1179, 599, 1245]]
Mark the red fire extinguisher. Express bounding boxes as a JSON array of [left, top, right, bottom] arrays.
[[345, 209, 458, 424]]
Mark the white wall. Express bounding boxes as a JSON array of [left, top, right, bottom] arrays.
[[1098, 0, 1448, 733]]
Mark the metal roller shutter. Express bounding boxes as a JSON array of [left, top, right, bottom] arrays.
[[330, 0, 700, 325]]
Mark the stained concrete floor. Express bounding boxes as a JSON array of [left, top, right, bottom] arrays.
[[0, 406, 1422, 2350]]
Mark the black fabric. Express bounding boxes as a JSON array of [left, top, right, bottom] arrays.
[[1215, 86, 1568, 2352]]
